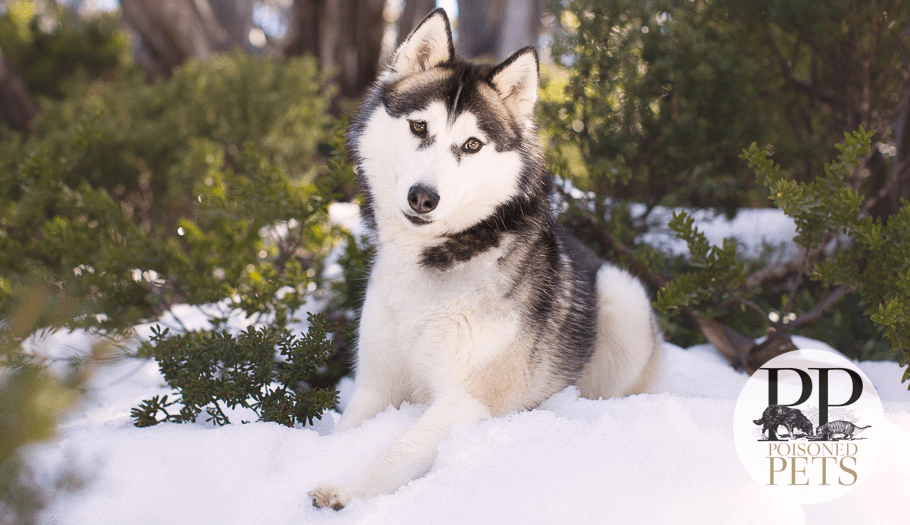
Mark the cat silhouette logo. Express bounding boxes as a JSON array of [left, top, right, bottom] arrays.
[[733, 349, 884, 503]]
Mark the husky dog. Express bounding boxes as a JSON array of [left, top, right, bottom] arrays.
[[309, 9, 662, 510]]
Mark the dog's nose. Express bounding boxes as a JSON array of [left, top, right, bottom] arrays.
[[407, 185, 439, 214]]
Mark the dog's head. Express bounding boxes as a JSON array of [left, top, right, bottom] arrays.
[[351, 9, 546, 237]]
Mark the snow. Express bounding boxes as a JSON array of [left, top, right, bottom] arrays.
[[641, 206, 800, 259], [558, 178, 800, 259], [18, 336, 910, 525], [13, 204, 910, 523]]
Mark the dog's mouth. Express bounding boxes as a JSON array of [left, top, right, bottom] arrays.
[[403, 212, 433, 226]]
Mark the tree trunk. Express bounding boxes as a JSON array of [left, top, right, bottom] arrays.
[[283, 0, 385, 101], [458, 0, 544, 61], [497, 0, 543, 59], [210, 0, 254, 48], [0, 51, 37, 134], [121, 0, 253, 80], [397, 0, 437, 46], [458, 0, 506, 59], [888, 84, 910, 212]]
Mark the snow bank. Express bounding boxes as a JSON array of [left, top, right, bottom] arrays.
[[21, 339, 910, 525]]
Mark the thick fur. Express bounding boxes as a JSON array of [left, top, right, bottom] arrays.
[[309, 9, 662, 510]]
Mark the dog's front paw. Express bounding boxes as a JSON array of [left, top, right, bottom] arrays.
[[308, 483, 352, 511]]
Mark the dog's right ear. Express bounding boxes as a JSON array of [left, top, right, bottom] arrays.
[[387, 8, 454, 81]]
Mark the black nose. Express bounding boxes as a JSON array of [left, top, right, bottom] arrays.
[[407, 185, 439, 214]]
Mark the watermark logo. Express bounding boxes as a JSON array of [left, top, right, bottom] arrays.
[[733, 349, 884, 503]]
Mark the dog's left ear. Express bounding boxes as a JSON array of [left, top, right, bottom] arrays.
[[489, 47, 539, 125]]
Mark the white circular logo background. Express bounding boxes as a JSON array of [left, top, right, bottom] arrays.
[[733, 349, 884, 503]]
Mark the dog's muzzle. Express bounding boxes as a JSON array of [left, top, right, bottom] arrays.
[[407, 184, 439, 214], [404, 184, 440, 225]]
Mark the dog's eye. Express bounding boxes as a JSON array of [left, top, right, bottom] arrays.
[[462, 137, 483, 153], [409, 120, 428, 137]]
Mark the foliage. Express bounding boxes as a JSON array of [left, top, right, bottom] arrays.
[[653, 211, 745, 313], [1, 49, 362, 445], [0, 360, 82, 524], [0, 51, 336, 334], [746, 129, 910, 381], [0, 288, 98, 525], [131, 313, 338, 428], [658, 129, 910, 384], [543, 0, 907, 209], [727, 0, 908, 168], [542, 0, 908, 358], [0, 1, 133, 100], [540, 0, 792, 346], [542, 0, 776, 216], [28, 50, 332, 224], [125, 122, 365, 429], [0, 2, 354, 517]]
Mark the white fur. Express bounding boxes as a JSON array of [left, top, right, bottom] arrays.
[[576, 265, 662, 399], [310, 246, 512, 507]]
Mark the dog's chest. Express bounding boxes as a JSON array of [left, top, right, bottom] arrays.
[[369, 248, 521, 369]]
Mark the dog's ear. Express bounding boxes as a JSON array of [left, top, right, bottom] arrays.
[[489, 47, 539, 125], [388, 8, 454, 80]]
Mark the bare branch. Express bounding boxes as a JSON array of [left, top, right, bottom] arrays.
[[744, 257, 803, 289], [727, 296, 768, 319], [783, 285, 853, 331], [760, 18, 841, 110]]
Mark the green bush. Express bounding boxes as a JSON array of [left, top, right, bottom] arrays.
[[542, 0, 777, 215], [542, 0, 907, 362], [28, 50, 333, 229], [543, 0, 905, 211], [1, 51, 338, 333], [1, 50, 367, 441], [657, 129, 910, 383], [131, 313, 338, 428], [0, 1, 132, 100], [0, 288, 99, 525]]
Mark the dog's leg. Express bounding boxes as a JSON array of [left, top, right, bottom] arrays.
[[334, 288, 410, 433], [309, 395, 491, 510], [335, 381, 406, 433], [307, 374, 407, 510]]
